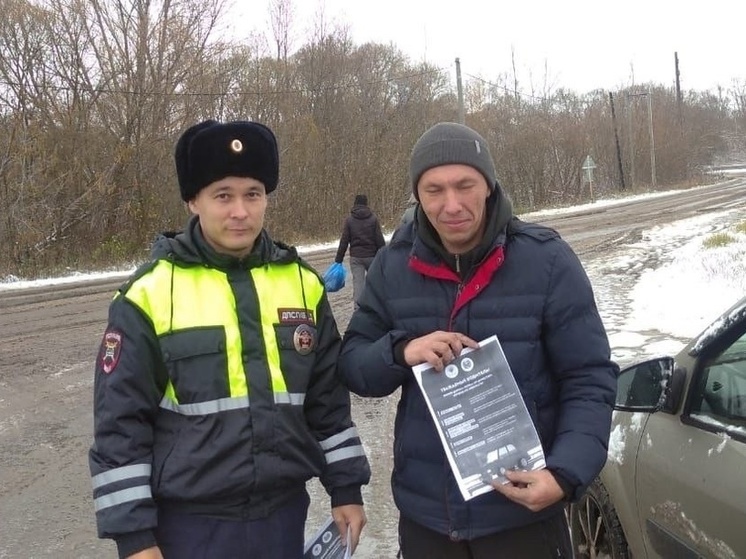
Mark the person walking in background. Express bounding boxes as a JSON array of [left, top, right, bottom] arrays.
[[89, 119, 370, 559], [338, 122, 618, 558], [334, 194, 385, 309]]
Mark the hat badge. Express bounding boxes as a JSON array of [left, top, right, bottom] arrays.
[[230, 139, 243, 153]]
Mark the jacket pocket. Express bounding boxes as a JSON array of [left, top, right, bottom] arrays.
[[160, 327, 229, 403], [273, 324, 316, 392]]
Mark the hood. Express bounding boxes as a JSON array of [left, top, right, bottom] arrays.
[[151, 215, 298, 270], [351, 205, 373, 219]]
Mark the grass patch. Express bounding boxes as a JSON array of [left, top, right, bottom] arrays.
[[702, 232, 736, 249], [734, 221, 746, 235]]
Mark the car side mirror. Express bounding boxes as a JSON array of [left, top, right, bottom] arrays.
[[660, 365, 686, 414], [615, 357, 673, 411]]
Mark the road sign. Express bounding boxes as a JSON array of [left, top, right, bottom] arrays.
[[582, 155, 596, 202]]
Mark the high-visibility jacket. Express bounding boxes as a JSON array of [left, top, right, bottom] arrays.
[[89, 218, 370, 554]]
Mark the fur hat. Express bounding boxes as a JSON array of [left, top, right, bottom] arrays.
[[409, 122, 496, 200], [175, 120, 279, 201]]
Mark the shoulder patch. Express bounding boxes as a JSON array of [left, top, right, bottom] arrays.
[[100, 329, 123, 374]]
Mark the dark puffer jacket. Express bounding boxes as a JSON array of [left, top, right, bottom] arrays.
[[335, 204, 385, 262], [338, 192, 618, 541]]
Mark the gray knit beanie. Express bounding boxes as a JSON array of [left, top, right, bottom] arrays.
[[409, 122, 496, 200]]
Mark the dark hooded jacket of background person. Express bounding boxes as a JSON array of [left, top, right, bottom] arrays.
[[335, 195, 385, 263]]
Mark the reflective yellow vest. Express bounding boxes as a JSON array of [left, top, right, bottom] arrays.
[[123, 260, 324, 415]]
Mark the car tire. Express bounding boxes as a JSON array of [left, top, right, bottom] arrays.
[[568, 478, 630, 559]]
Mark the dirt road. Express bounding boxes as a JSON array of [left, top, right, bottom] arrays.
[[1, 179, 745, 558]]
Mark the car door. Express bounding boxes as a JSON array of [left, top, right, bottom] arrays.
[[634, 324, 746, 558]]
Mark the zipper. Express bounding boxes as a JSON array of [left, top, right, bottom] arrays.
[[448, 255, 463, 330], [449, 282, 464, 330]]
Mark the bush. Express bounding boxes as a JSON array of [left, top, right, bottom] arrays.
[[702, 232, 735, 249]]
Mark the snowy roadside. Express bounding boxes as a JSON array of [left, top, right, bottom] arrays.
[[585, 206, 746, 367]]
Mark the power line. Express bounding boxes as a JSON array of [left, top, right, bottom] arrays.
[[464, 73, 550, 102]]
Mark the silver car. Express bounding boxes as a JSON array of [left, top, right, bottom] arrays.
[[569, 297, 746, 558]]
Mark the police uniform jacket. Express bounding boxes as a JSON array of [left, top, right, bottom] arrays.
[[89, 216, 370, 556], [338, 185, 618, 541]]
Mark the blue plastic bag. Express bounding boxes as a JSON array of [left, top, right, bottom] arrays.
[[323, 262, 346, 293]]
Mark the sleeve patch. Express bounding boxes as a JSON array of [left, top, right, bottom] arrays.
[[100, 330, 123, 374]]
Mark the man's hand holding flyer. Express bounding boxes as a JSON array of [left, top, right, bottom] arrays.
[[412, 335, 546, 500], [304, 516, 352, 559]]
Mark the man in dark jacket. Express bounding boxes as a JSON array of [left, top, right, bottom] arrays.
[[334, 194, 385, 309], [338, 122, 618, 558], [89, 120, 370, 559]]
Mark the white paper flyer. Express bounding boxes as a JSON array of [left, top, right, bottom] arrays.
[[303, 516, 351, 559], [412, 335, 546, 500]]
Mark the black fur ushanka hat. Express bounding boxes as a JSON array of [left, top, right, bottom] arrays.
[[175, 120, 279, 201]]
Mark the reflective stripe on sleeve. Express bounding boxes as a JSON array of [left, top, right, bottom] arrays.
[[325, 445, 366, 465], [92, 463, 152, 490], [319, 426, 359, 450], [94, 485, 152, 512]]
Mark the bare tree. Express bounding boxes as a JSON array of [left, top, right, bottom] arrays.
[[269, 0, 295, 62], [0, 3, 742, 277]]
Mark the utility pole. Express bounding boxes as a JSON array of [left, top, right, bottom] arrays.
[[627, 90, 657, 187], [646, 92, 657, 187], [674, 52, 683, 125], [455, 57, 465, 124], [627, 95, 635, 188], [609, 92, 626, 190]]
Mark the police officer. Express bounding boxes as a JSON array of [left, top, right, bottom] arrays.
[[89, 120, 370, 559]]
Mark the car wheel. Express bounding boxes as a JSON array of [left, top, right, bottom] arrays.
[[568, 478, 630, 559]]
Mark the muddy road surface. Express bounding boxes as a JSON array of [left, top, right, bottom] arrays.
[[1, 179, 745, 558]]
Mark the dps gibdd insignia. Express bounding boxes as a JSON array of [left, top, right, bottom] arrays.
[[293, 324, 315, 355], [230, 139, 243, 153]]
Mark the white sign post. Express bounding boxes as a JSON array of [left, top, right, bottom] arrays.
[[582, 155, 597, 202]]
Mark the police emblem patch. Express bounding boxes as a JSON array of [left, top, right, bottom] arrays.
[[293, 324, 315, 355], [100, 330, 122, 374]]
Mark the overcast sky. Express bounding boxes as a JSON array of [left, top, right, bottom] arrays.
[[230, 0, 746, 95]]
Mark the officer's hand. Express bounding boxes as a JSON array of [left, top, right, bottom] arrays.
[[331, 504, 367, 554], [490, 468, 565, 512], [126, 547, 164, 559], [403, 331, 478, 371]]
